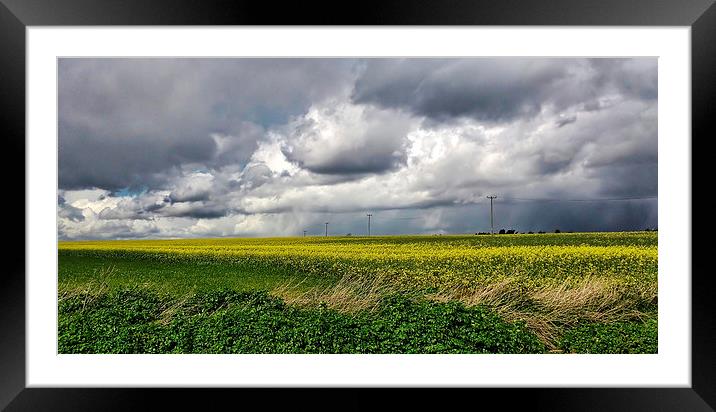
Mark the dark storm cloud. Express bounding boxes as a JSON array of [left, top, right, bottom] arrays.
[[267, 198, 657, 238], [58, 120, 217, 190], [352, 59, 566, 122], [589, 163, 658, 198], [495, 200, 658, 233], [290, 154, 401, 175], [94, 194, 230, 221], [387, 200, 656, 235], [247, 195, 459, 215], [159, 202, 229, 219], [58, 58, 356, 191], [167, 190, 211, 204], [351, 58, 657, 123], [282, 139, 406, 175], [588, 58, 658, 101]]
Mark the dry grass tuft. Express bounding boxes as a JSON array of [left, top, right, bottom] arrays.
[[58, 265, 116, 309], [274, 272, 656, 350], [156, 293, 193, 326], [426, 276, 657, 349], [272, 271, 406, 314]]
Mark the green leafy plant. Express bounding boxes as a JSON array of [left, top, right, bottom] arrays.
[[59, 289, 545, 354]]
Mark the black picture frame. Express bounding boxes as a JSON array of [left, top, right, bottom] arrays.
[[2, 0, 713, 410]]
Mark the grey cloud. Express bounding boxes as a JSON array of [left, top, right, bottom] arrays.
[[96, 195, 168, 220], [352, 59, 568, 122], [58, 203, 85, 222], [59, 58, 356, 191], [589, 58, 658, 101], [280, 104, 414, 175], [283, 144, 405, 175], [246, 196, 459, 216], [467, 200, 658, 233], [582, 101, 604, 112], [352, 58, 657, 123], [532, 152, 575, 175], [145, 201, 169, 212], [499, 200, 657, 233], [58, 115, 218, 191], [589, 163, 658, 198], [159, 202, 230, 219], [211, 122, 266, 168], [517, 99, 656, 179], [68, 220, 162, 240], [95, 193, 230, 221], [555, 114, 577, 128], [255, 199, 656, 238], [238, 163, 273, 189], [98, 207, 151, 221], [168, 190, 212, 204], [579, 102, 657, 198]]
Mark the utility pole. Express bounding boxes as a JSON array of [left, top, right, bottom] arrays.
[[325, 222, 329, 237], [486, 195, 497, 234], [367, 214, 372, 236]]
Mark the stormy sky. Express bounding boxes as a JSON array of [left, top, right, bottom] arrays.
[[58, 58, 657, 240]]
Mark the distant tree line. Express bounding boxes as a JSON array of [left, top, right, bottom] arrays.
[[475, 229, 557, 235], [475, 228, 658, 235]]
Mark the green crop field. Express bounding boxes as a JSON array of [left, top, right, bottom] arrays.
[[58, 231, 658, 354]]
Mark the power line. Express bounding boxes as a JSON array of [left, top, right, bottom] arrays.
[[359, 197, 658, 224], [500, 196, 657, 203], [299, 195, 656, 236]]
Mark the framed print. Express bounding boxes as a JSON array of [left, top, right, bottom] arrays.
[[2, 0, 714, 410]]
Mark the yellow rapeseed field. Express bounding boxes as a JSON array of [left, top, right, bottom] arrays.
[[59, 232, 657, 291]]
